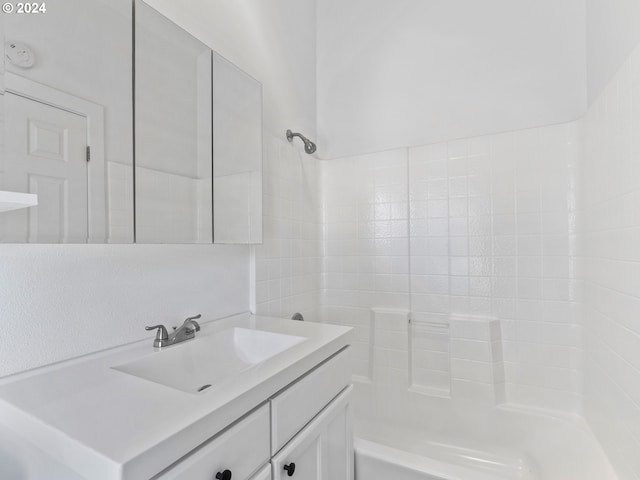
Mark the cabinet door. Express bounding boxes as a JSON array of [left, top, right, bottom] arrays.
[[212, 51, 263, 244], [272, 386, 353, 480], [250, 464, 271, 480], [324, 388, 353, 480]]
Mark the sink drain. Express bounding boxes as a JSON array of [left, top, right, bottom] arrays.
[[198, 384, 212, 393]]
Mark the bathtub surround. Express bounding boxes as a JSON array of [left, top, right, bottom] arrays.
[[409, 315, 451, 397], [448, 315, 505, 405], [582, 43, 640, 479], [320, 123, 582, 413], [316, 39, 640, 477], [313, 3, 640, 477], [320, 149, 411, 381], [370, 308, 411, 386]]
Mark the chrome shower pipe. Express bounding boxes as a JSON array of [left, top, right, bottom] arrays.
[[286, 129, 317, 154]]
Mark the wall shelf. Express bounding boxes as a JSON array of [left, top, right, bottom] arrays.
[[0, 190, 38, 213]]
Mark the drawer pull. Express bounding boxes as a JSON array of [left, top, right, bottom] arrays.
[[215, 470, 232, 480], [283, 463, 296, 477]]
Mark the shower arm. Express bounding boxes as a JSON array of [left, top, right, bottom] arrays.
[[286, 129, 317, 154]]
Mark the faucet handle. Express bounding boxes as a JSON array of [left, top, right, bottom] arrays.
[[145, 325, 169, 346], [183, 314, 202, 332]]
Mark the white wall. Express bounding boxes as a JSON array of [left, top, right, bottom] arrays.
[[321, 121, 582, 414], [317, 0, 587, 159], [582, 43, 640, 480], [0, 0, 318, 377], [586, 0, 640, 102]]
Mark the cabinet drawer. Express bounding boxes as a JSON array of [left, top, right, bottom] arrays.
[[156, 404, 270, 480], [270, 347, 351, 454]]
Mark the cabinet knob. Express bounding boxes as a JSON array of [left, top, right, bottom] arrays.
[[215, 470, 232, 480], [283, 463, 296, 477]]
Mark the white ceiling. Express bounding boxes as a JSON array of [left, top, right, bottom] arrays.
[[317, 0, 588, 158]]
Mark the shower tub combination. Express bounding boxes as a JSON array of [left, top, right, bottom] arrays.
[[352, 395, 618, 480], [348, 310, 618, 479]]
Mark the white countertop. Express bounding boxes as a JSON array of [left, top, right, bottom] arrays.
[[0, 314, 352, 480]]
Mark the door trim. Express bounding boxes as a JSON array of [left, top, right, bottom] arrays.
[[5, 72, 107, 243]]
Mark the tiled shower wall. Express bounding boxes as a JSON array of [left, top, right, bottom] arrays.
[[320, 122, 582, 413], [254, 134, 322, 322], [321, 150, 411, 381], [582, 43, 640, 479]]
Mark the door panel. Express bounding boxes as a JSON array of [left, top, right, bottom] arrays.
[[27, 174, 66, 243], [3, 92, 88, 242]]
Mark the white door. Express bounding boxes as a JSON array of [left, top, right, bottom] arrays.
[[2, 91, 88, 242], [272, 387, 354, 480]]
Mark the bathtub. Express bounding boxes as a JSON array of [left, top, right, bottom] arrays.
[[355, 437, 534, 480], [353, 403, 618, 480]]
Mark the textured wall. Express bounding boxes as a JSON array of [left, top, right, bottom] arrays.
[[582, 43, 640, 480], [0, 244, 249, 377]]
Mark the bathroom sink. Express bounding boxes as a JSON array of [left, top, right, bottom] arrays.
[[112, 328, 306, 394]]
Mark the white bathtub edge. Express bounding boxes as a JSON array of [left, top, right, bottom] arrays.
[[355, 437, 509, 480]]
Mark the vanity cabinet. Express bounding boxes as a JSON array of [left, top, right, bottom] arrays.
[[154, 348, 353, 480], [0, 316, 353, 480]]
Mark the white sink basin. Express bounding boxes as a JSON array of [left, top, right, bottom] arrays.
[[112, 328, 306, 394]]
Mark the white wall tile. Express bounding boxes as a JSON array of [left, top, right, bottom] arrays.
[[255, 135, 322, 322], [582, 43, 640, 479], [317, 120, 581, 414]]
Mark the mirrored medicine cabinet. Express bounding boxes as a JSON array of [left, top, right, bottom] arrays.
[[0, 0, 263, 244]]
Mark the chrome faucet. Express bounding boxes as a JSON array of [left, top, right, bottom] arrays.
[[145, 314, 201, 348]]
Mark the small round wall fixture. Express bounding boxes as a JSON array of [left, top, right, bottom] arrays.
[[5, 41, 35, 69]]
